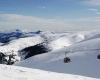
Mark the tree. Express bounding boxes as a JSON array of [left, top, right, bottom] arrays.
[[0, 52, 7, 64], [7, 54, 16, 65]]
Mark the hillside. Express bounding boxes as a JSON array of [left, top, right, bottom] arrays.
[[0, 30, 100, 79]]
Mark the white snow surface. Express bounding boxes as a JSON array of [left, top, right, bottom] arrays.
[[15, 31, 100, 78], [0, 64, 99, 80], [0, 35, 43, 55], [0, 31, 100, 79]]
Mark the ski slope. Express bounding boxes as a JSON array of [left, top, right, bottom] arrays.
[[15, 31, 100, 78], [0, 30, 100, 79], [0, 64, 99, 80]]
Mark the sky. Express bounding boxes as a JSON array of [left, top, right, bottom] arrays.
[[0, 0, 100, 32]]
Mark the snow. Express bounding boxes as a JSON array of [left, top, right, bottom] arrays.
[[0, 35, 43, 62], [15, 46, 100, 78], [0, 64, 99, 80], [49, 37, 72, 50], [0, 30, 100, 79], [0, 35, 43, 55], [48, 33, 86, 50], [15, 31, 100, 78]]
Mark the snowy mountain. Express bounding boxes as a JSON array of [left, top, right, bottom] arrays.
[[0, 64, 99, 80], [0, 29, 41, 44], [0, 30, 100, 79]]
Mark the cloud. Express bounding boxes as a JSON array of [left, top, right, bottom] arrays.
[[0, 14, 73, 32], [88, 8, 100, 15], [96, 12, 100, 14], [81, 0, 100, 15], [88, 8, 98, 12], [0, 13, 100, 32], [83, 0, 100, 6]]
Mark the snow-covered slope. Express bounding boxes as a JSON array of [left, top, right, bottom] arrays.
[[0, 30, 100, 79], [0, 36, 43, 54], [0, 64, 99, 80], [15, 31, 100, 78], [0, 35, 43, 63]]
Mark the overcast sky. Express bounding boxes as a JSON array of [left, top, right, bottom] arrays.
[[0, 0, 100, 32]]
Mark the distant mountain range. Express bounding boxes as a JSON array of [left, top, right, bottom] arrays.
[[0, 29, 41, 43]]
